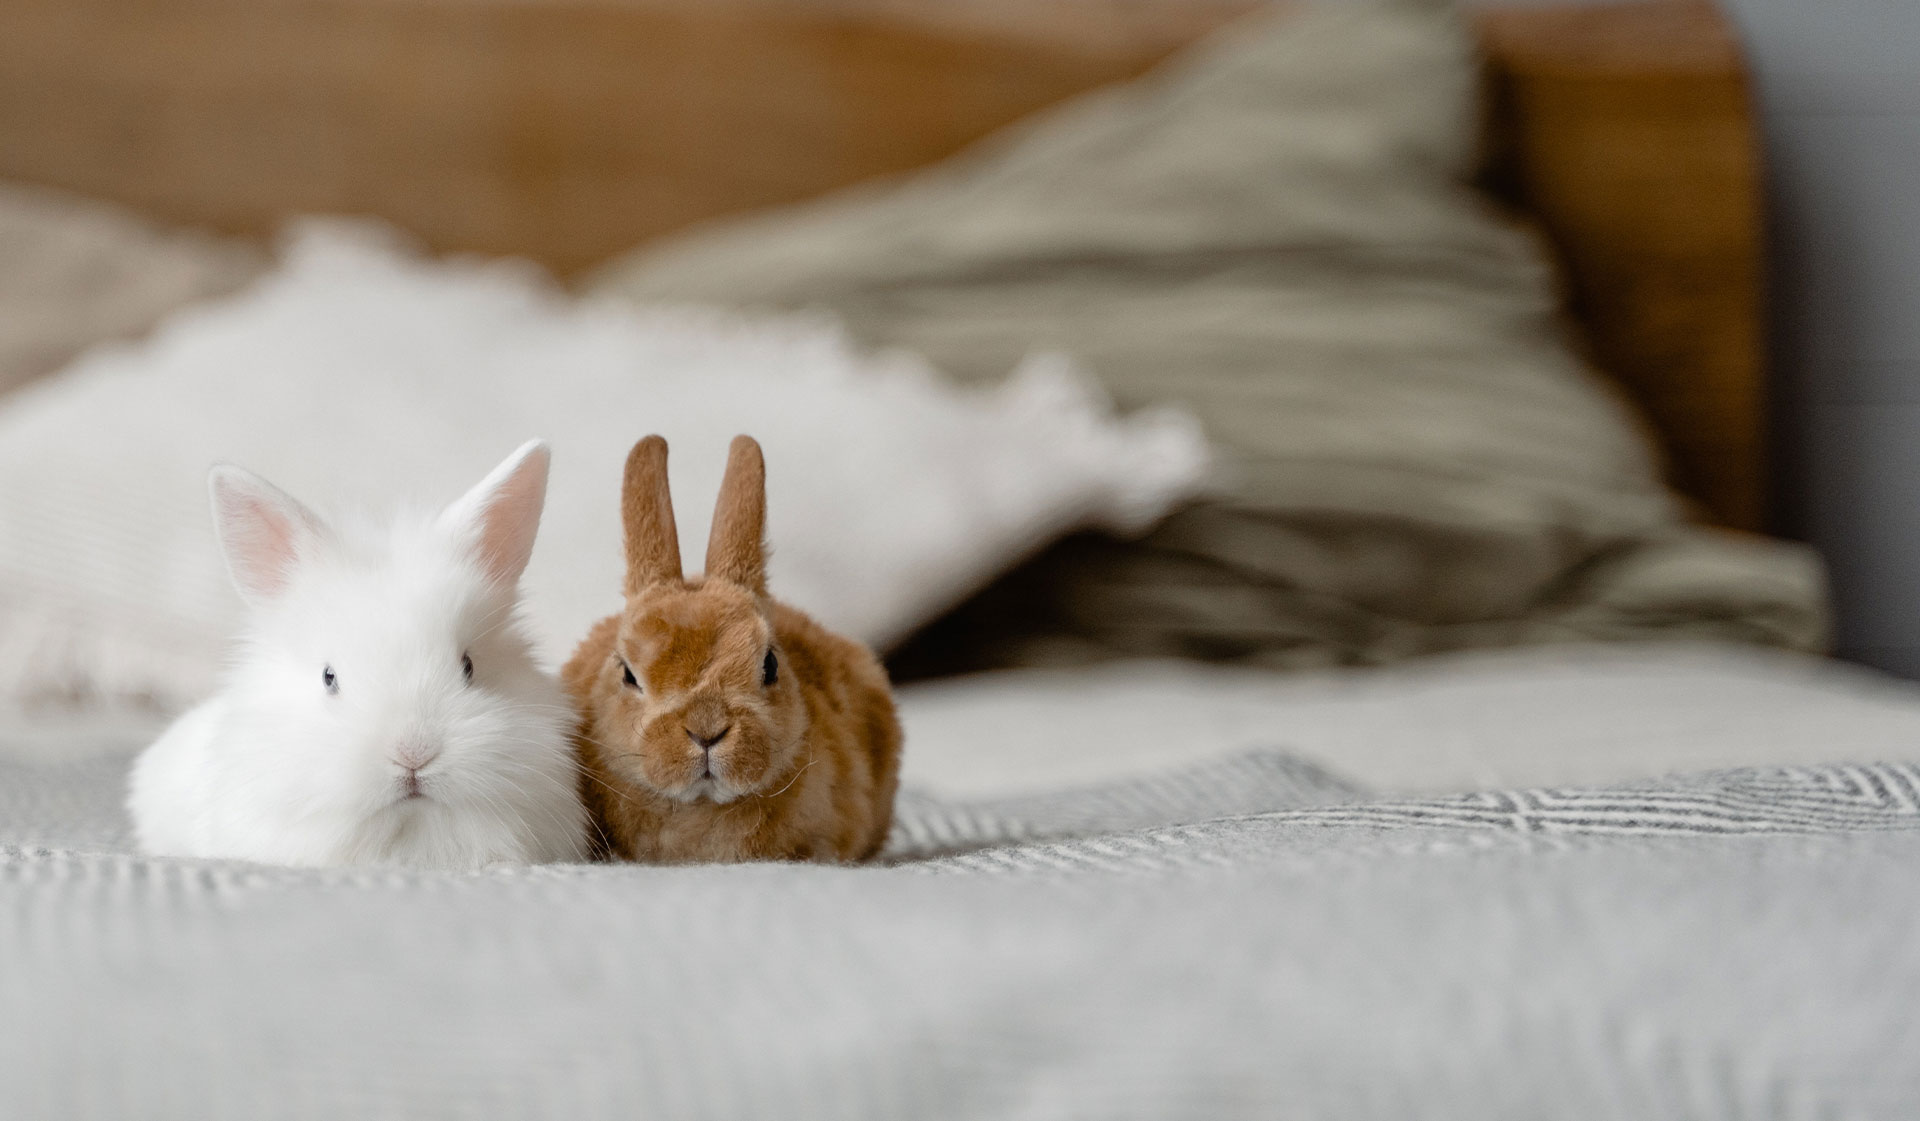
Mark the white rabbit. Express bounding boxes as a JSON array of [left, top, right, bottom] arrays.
[[127, 440, 588, 869]]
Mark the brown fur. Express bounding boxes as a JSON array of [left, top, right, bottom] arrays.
[[562, 435, 902, 864]]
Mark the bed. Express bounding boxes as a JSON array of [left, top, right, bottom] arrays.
[[6, 1, 1920, 1117]]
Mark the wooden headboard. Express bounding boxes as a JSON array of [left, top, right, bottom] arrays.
[[0, 0, 1767, 529]]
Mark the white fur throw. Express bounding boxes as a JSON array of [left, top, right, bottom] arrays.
[[0, 223, 1207, 712]]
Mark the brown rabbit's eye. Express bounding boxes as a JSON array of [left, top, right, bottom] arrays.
[[621, 661, 640, 690], [461, 653, 474, 685], [762, 650, 778, 688], [322, 665, 339, 695]]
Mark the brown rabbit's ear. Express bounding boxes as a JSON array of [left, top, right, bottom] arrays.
[[705, 435, 767, 594], [622, 435, 682, 594]]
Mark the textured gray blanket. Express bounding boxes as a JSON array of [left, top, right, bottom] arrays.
[[5, 747, 1920, 1119]]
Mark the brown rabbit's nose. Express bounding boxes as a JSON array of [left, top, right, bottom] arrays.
[[687, 725, 730, 750]]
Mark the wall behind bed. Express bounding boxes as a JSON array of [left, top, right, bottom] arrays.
[[1479, 0, 1920, 676], [1736, 0, 1920, 679]]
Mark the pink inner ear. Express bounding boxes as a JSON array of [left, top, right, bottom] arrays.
[[219, 490, 305, 600], [473, 463, 544, 587]]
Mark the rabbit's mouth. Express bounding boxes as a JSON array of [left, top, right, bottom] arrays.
[[680, 774, 737, 804], [393, 770, 432, 804]]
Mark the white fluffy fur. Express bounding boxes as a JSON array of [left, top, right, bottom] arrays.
[[127, 443, 588, 868]]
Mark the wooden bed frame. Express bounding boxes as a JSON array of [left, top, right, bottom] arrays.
[[0, 0, 1767, 529]]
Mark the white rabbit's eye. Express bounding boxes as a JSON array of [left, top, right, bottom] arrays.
[[322, 665, 339, 695], [461, 653, 474, 685], [621, 661, 641, 691], [762, 649, 778, 688]]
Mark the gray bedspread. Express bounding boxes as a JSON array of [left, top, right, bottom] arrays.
[[5, 746, 1919, 1119]]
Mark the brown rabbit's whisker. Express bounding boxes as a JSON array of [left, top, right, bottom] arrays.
[[756, 754, 816, 801], [551, 732, 656, 814]]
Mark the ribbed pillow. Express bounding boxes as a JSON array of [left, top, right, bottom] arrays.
[[587, 0, 1827, 672]]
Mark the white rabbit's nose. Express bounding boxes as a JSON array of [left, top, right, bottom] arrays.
[[393, 740, 441, 771]]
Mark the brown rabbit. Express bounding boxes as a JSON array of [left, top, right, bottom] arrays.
[[563, 435, 902, 863]]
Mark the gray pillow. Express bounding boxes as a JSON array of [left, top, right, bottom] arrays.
[[587, 0, 1827, 673], [0, 182, 265, 400]]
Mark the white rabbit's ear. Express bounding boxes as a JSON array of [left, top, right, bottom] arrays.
[[441, 439, 550, 589], [209, 465, 330, 606]]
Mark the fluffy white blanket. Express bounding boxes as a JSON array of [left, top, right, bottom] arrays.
[[0, 223, 1207, 711]]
